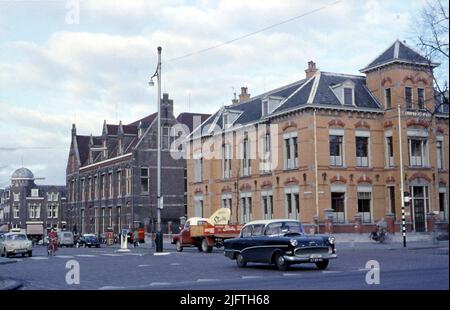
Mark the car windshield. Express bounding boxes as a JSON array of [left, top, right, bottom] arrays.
[[265, 221, 303, 236], [63, 233, 72, 238], [6, 234, 28, 241]]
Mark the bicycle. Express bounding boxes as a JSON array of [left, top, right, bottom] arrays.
[[47, 238, 57, 256]]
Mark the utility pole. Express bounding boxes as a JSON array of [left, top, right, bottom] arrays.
[[156, 46, 163, 252], [397, 104, 407, 247]]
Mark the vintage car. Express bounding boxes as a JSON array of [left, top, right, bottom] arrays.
[[75, 234, 100, 248], [0, 232, 33, 257], [224, 219, 336, 271]]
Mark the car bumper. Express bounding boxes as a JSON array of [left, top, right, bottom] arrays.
[[283, 253, 337, 263], [10, 248, 31, 254]]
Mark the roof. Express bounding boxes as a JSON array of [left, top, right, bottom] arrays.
[[360, 40, 436, 72], [191, 71, 382, 138], [11, 168, 34, 180], [176, 112, 211, 132], [127, 113, 157, 128]]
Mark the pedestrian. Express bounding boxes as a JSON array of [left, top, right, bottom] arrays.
[[133, 229, 139, 248]]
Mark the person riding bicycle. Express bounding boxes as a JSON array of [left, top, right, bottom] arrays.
[[371, 218, 387, 242], [47, 227, 58, 254]]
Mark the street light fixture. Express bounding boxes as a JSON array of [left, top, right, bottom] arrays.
[[149, 46, 163, 252]]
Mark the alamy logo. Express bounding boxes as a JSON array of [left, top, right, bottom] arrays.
[[65, 260, 80, 285], [365, 260, 380, 285], [65, 0, 80, 25]]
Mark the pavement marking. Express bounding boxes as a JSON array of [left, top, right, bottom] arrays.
[[123, 253, 144, 256], [241, 276, 263, 279], [150, 282, 171, 286], [170, 263, 181, 266], [196, 278, 220, 282], [55, 255, 75, 259], [358, 268, 370, 271], [153, 252, 171, 256], [99, 286, 125, 290], [322, 270, 342, 274], [138, 264, 151, 267], [29, 257, 49, 260], [283, 273, 301, 277], [75, 254, 97, 258], [101, 254, 123, 257]]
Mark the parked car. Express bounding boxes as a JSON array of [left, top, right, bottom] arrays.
[[76, 234, 100, 248], [0, 232, 33, 257], [59, 231, 75, 247], [224, 219, 337, 271]]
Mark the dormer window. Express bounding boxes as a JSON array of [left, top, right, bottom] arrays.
[[343, 88, 354, 106], [222, 110, 241, 129], [261, 96, 284, 117]]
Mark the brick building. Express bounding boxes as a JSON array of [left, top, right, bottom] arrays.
[[186, 40, 449, 234], [0, 167, 67, 236], [66, 93, 210, 235]]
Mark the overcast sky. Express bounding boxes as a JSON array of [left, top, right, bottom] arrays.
[[0, 0, 443, 186]]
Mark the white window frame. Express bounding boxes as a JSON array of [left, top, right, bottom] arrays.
[[384, 87, 392, 109], [355, 130, 370, 167], [439, 187, 447, 221], [140, 167, 150, 193], [436, 136, 444, 169], [13, 206, 19, 219], [240, 138, 251, 176], [261, 190, 273, 220], [222, 144, 232, 179], [385, 131, 394, 167], [405, 86, 413, 109], [284, 187, 300, 220], [331, 185, 347, 223], [283, 131, 298, 170], [259, 133, 272, 173], [329, 129, 345, 167], [408, 137, 429, 167], [194, 195, 203, 218], [31, 188, 39, 197], [357, 186, 373, 223], [343, 87, 355, 106], [194, 153, 203, 183], [240, 192, 252, 224], [417, 87, 425, 110]]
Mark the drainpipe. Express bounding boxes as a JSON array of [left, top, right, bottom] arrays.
[[313, 108, 320, 228]]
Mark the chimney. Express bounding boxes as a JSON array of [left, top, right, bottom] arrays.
[[231, 91, 239, 105], [71, 123, 76, 137], [161, 93, 174, 118], [238, 87, 250, 102], [305, 61, 317, 78]]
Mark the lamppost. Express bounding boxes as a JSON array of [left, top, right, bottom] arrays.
[[149, 46, 163, 252]]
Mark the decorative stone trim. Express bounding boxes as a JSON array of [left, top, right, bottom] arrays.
[[330, 175, 347, 184], [415, 76, 428, 85], [381, 77, 393, 86], [284, 177, 299, 186], [239, 183, 252, 191], [409, 172, 432, 183], [221, 186, 232, 193], [260, 180, 273, 189], [355, 120, 371, 129], [407, 119, 429, 128], [194, 187, 203, 194], [437, 127, 445, 134], [282, 121, 298, 131], [386, 176, 395, 183], [357, 175, 373, 184], [403, 75, 415, 84], [328, 119, 345, 128], [439, 179, 447, 186], [383, 120, 394, 128]]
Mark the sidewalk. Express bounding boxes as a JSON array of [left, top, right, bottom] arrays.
[[0, 258, 22, 290], [333, 232, 436, 243]]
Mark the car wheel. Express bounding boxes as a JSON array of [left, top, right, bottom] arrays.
[[21, 253, 26, 257], [235, 253, 247, 268], [1, 249, 4, 257], [201, 239, 213, 253], [274, 253, 289, 271], [96, 245, 100, 248], [176, 241, 183, 252], [28, 251, 32, 257], [315, 259, 329, 270]]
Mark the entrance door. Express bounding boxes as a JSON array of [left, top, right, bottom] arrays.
[[411, 186, 427, 232]]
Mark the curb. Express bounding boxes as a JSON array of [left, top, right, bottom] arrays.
[[0, 258, 18, 265], [0, 279, 23, 290]]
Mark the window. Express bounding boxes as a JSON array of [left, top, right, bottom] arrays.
[[194, 197, 203, 217], [194, 156, 202, 183], [29, 205, 40, 219], [343, 88, 354, 105], [355, 136, 369, 167], [240, 195, 252, 224], [385, 88, 392, 109], [437, 139, 444, 169], [117, 206, 121, 230], [241, 225, 252, 238], [109, 173, 113, 198], [94, 208, 99, 234], [285, 188, 299, 220], [162, 126, 174, 149], [140, 168, 150, 193], [405, 86, 413, 109], [439, 191, 447, 221], [417, 88, 425, 110], [184, 169, 187, 194], [13, 193, 19, 202], [47, 205, 58, 218], [221, 195, 232, 210], [388, 186, 396, 217], [241, 138, 251, 176], [31, 188, 39, 197], [88, 177, 92, 201], [331, 192, 345, 223], [94, 175, 98, 199], [357, 191, 372, 223], [101, 208, 105, 233], [101, 174, 106, 198], [329, 135, 343, 166], [81, 179, 85, 201], [262, 100, 269, 116], [262, 192, 273, 220], [125, 168, 132, 195], [117, 170, 122, 197], [408, 138, 428, 167], [13, 206, 19, 218], [222, 144, 232, 179], [260, 133, 272, 173], [386, 136, 394, 167], [284, 132, 298, 169]]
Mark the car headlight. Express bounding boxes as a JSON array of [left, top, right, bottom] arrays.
[[290, 239, 298, 247], [328, 236, 336, 245]]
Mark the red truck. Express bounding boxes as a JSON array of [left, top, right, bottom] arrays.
[[171, 209, 242, 253]]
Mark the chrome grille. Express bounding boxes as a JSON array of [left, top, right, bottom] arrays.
[[294, 246, 329, 256]]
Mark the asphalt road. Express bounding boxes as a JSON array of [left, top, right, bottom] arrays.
[[0, 242, 447, 290]]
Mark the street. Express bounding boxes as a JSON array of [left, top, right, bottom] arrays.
[[0, 241, 448, 290]]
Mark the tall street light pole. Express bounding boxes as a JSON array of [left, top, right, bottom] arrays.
[[149, 46, 163, 252]]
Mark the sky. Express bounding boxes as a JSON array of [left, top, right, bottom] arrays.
[[0, 0, 445, 186]]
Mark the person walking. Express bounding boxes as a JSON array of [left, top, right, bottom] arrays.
[[133, 229, 139, 248]]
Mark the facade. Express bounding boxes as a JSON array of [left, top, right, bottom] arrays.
[[66, 93, 210, 235], [0, 168, 67, 235], [187, 40, 449, 233]]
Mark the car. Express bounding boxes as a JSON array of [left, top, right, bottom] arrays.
[[76, 234, 100, 248], [224, 219, 337, 271], [59, 231, 75, 247], [0, 232, 33, 257]]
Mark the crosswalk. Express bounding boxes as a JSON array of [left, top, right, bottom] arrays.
[[26, 252, 146, 260]]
